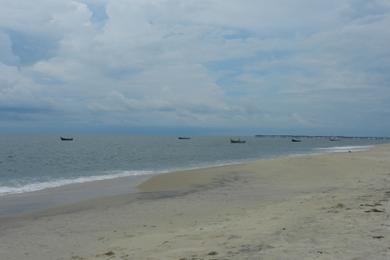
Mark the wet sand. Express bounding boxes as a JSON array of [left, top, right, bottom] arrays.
[[1, 145, 390, 259]]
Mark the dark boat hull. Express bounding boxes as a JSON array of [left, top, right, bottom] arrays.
[[291, 139, 301, 142], [230, 139, 246, 144], [60, 137, 74, 141]]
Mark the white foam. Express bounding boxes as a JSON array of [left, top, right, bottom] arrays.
[[0, 161, 247, 196], [0, 170, 155, 196], [314, 145, 373, 153]]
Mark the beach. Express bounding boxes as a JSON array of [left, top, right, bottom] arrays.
[[1, 144, 390, 259]]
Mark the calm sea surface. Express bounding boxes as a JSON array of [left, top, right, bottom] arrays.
[[0, 134, 388, 196]]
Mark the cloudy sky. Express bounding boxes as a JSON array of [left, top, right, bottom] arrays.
[[0, 0, 389, 135]]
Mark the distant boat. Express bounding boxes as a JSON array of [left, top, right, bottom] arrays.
[[178, 137, 191, 140], [291, 138, 301, 142], [329, 137, 340, 141], [60, 137, 74, 141], [230, 138, 246, 144]]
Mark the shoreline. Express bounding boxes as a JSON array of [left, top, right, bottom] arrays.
[[0, 144, 376, 197], [0, 144, 377, 217], [1, 144, 390, 259], [0, 144, 380, 217], [0, 158, 254, 198]]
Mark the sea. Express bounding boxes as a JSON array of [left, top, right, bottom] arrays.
[[0, 134, 388, 216]]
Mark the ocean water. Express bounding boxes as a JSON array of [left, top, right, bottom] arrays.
[[0, 134, 388, 196]]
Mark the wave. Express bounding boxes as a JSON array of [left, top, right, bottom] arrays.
[[314, 145, 374, 153], [0, 170, 155, 196], [0, 160, 246, 196]]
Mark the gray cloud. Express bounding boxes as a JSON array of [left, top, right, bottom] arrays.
[[0, 0, 389, 135]]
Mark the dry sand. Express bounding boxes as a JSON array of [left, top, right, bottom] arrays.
[[1, 145, 390, 259]]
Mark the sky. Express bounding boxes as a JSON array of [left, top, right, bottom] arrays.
[[0, 0, 390, 136]]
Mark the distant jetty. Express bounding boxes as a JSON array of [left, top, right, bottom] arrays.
[[255, 135, 389, 140]]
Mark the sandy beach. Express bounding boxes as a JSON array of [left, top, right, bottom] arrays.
[[1, 144, 390, 260]]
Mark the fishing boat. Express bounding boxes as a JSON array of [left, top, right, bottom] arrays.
[[178, 137, 191, 140], [230, 138, 246, 144], [60, 137, 74, 141], [291, 138, 301, 142]]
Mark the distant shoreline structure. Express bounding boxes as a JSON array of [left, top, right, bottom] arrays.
[[254, 135, 390, 140]]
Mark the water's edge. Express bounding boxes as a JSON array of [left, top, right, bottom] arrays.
[[0, 145, 373, 197], [0, 144, 377, 218]]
